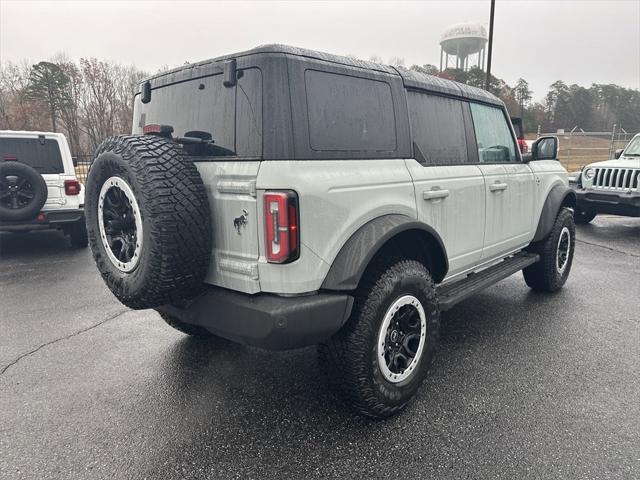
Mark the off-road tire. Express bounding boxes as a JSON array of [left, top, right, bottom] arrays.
[[523, 207, 575, 292], [574, 209, 596, 224], [0, 162, 48, 222], [318, 259, 440, 419], [85, 135, 211, 309], [159, 311, 219, 338], [68, 219, 88, 248]]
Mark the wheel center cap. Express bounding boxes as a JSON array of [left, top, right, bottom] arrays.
[[390, 330, 399, 343]]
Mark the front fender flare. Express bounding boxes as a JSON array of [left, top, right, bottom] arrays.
[[321, 214, 448, 291], [533, 183, 576, 242]]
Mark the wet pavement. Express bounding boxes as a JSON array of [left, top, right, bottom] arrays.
[[1, 216, 638, 479]]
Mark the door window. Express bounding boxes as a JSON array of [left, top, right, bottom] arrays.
[[469, 103, 517, 163]]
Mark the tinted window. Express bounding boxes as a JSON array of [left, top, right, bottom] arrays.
[[305, 70, 396, 152], [511, 118, 523, 139], [133, 68, 262, 157], [408, 92, 468, 164], [470, 103, 517, 163], [0, 137, 64, 173]]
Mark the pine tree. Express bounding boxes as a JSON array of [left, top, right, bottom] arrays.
[[24, 61, 70, 132]]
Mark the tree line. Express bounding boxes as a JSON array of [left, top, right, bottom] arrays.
[[1, 55, 638, 156], [409, 62, 640, 134], [0, 57, 147, 156]]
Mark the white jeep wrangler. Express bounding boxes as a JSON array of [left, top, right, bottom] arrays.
[[573, 133, 640, 223], [0, 130, 87, 247], [85, 45, 576, 418]]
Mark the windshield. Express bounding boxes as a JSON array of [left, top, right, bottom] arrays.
[[0, 137, 64, 173], [623, 136, 640, 156]]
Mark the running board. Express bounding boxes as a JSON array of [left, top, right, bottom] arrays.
[[437, 252, 540, 311]]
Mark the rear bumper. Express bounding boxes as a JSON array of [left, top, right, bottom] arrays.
[[574, 189, 640, 217], [0, 209, 84, 232], [157, 287, 354, 350]]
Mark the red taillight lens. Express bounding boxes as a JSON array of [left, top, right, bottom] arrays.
[[264, 191, 299, 264], [3, 155, 17, 161], [64, 179, 81, 195], [518, 139, 529, 154]]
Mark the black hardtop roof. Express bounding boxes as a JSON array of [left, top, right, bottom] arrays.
[[144, 44, 502, 107]]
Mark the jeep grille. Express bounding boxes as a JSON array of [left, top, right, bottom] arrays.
[[592, 168, 640, 191]]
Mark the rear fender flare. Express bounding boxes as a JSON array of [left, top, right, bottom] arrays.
[[321, 214, 448, 291]]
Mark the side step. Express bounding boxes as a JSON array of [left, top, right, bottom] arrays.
[[436, 252, 540, 311]]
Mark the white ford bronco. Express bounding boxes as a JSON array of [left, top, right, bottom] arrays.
[[85, 45, 576, 418], [0, 130, 87, 247], [573, 133, 640, 223]]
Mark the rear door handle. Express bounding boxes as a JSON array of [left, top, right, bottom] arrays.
[[423, 188, 450, 200], [489, 182, 508, 192]]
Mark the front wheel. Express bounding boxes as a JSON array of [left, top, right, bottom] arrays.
[[574, 209, 596, 224], [318, 259, 440, 419], [523, 207, 575, 292]]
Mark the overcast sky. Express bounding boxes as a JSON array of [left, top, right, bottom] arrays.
[[1, 0, 639, 100]]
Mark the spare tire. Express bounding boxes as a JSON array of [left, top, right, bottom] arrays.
[[85, 135, 212, 309], [0, 162, 48, 222]]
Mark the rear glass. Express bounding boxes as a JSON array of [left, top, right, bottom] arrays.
[[133, 68, 262, 157], [305, 70, 397, 152], [0, 137, 64, 174], [408, 92, 468, 165]]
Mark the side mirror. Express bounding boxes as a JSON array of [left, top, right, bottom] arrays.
[[614, 148, 624, 159], [528, 136, 559, 161], [72, 156, 78, 167]]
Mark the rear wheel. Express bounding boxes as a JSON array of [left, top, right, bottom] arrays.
[[523, 207, 575, 292], [318, 259, 439, 419]]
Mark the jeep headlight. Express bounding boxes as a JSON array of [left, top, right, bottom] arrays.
[[583, 168, 595, 180]]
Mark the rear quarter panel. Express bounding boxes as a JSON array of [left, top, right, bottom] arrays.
[[256, 160, 417, 294]]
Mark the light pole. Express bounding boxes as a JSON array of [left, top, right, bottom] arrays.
[[485, 0, 495, 91]]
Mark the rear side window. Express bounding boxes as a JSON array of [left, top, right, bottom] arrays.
[[0, 137, 64, 174], [470, 103, 517, 163], [407, 92, 468, 165], [305, 70, 397, 152]]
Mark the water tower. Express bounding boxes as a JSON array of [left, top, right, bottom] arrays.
[[440, 22, 488, 71]]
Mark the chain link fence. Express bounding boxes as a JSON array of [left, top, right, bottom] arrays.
[[535, 124, 637, 172], [73, 155, 94, 184]]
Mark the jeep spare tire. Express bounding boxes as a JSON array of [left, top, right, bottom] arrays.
[[0, 161, 48, 222], [85, 135, 212, 309]]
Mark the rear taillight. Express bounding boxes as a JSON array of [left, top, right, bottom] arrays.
[[64, 179, 81, 195], [264, 191, 299, 264], [3, 155, 17, 161], [517, 139, 529, 154]]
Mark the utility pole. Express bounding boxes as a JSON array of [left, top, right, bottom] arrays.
[[485, 0, 495, 91]]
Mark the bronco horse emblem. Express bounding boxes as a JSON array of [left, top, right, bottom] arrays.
[[234, 209, 249, 234]]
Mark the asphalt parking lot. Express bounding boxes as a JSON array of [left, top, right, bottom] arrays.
[[1, 216, 638, 480]]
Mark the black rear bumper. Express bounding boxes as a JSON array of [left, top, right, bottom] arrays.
[[0, 210, 84, 232], [575, 189, 640, 217], [157, 287, 354, 350]]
